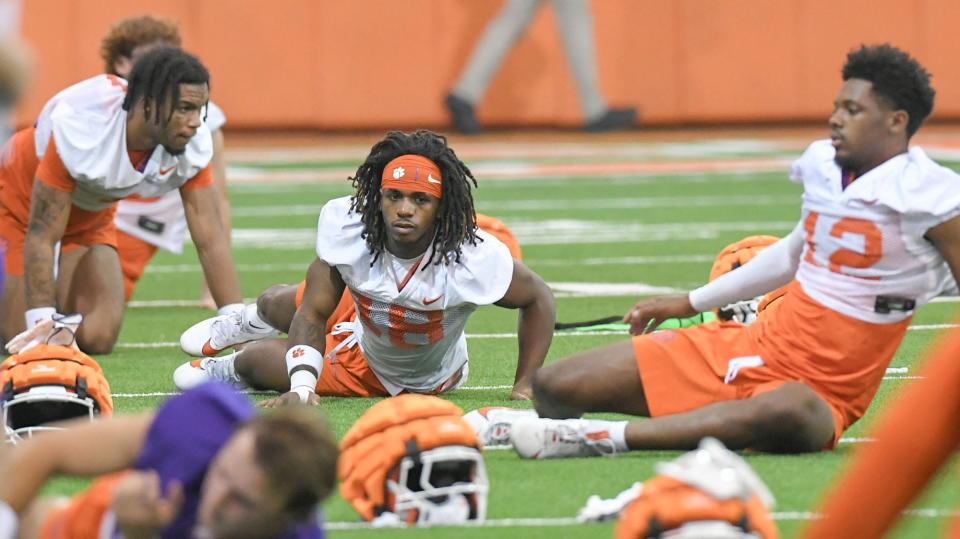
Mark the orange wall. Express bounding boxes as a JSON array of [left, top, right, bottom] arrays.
[[16, 0, 960, 129]]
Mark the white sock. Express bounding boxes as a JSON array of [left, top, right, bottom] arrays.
[[585, 420, 629, 452], [243, 303, 271, 331]]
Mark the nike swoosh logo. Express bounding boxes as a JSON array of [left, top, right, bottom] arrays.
[[423, 295, 443, 305], [159, 165, 177, 175], [427, 174, 441, 184]]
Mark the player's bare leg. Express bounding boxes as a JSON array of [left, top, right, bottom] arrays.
[[529, 340, 835, 453], [256, 284, 299, 333], [0, 273, 26, 345], [57, 244, 125, 355], [233, 338, 291, 391]]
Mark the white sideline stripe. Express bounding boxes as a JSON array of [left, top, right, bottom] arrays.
[[111, 371, 913, 399], [324, 508, 959, 530]]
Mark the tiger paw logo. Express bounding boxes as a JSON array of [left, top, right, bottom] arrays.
[[292, 347, 305, 358], [392, 166, 405, 179]]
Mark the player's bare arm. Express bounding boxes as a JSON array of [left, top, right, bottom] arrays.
[[926, 214, 960, 284], [494, 259, 555, 400], [0, 413, 152, 513], [262, 258, 345, 408], [181, 182, 242, 308], [22, 179, 73, 309]]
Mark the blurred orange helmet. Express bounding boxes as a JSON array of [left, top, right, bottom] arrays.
[[615, 438, 779, 539], [338, 394, 488, 525], [709, 235, 788, 324], [1, 344, 113, 443]]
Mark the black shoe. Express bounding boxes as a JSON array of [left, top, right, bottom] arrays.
[[445, 93, 481, 135], [584, 107, 637, 132]]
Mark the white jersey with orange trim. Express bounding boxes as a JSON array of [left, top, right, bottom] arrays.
[[315, 196, 514, 394], [113, 101, 226, 253], [790, 140, 960, 323], [32, 74, 212, 212]]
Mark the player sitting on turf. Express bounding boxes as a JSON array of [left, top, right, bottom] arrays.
[[174, 129, 555, 404], [0, 382, 337, 539], [501, 44, 960, 458]]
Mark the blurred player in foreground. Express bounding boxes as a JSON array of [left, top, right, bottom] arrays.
[[0, 382, 337, 538], [801, 319, 960, 538]]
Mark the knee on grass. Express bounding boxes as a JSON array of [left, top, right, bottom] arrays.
[[750, 382, 835, 453], [531, 365, 584, 418]]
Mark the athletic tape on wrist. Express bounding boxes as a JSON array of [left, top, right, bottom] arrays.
[[0, 500, 17, 539], [285, 345, 323, 400], [24, 307, 56, 329]]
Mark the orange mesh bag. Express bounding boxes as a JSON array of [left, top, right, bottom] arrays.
[[338, 394, 488, 525]]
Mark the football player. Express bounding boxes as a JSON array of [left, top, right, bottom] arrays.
[[0, 382, 337, 538], [100, 15, 234, 308], [0, 47, 242, 354], [507, 44, 960, 457], [174, 129, 555, 403]]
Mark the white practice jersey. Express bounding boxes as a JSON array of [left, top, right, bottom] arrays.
[[33, 74, 212, 212], [113, 101, 226, 253], [315, 196, 514, 394], [790, 140, 960, 323]]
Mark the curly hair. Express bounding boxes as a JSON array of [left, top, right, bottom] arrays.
[[100, 15, 181, 75], [121, 46, 208, 126], [842, 44, 935, 137], [349, 130, 480, 267]]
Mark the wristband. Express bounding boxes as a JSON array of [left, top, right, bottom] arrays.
[[285, 345, 323, 401], [0, 500, 17, 539], [217, 303, 245, 316], [25, 307, 56, 329]]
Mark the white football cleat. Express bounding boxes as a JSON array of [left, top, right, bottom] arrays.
[[462, 407, 539, 447], [180, 306, 280, 357], [510, 418, 618, 459], [173, 355, 247, 391]]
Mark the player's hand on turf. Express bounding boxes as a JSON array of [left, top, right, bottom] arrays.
[[623, 294, 697, 335], [260, 391, 321, 407], [113, 471, 183, 538]]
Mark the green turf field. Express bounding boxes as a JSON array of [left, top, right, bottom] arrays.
[[64, 135, 960, 537]]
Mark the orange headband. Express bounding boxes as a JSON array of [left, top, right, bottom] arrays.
[[381, 154, 443, 199]]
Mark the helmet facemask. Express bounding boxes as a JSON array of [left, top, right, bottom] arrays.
[[386, 445, 488, 525]]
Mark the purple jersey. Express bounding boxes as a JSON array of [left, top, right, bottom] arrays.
[[130, 382, 325, 538]]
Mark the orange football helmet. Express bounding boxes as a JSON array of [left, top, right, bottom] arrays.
[[709, 235, 788, 323], [338, 394, 488, 525], [1, 344, 113, 443], [615, 438, 778, 539]]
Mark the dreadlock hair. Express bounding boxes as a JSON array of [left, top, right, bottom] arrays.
[[349, 130, 480, 267], [100, 15, 181, 75], [121, 46, 208, 126], [842, 44, 935, 137]]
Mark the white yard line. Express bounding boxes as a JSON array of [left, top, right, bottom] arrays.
[[324, 507, 959, 530]]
